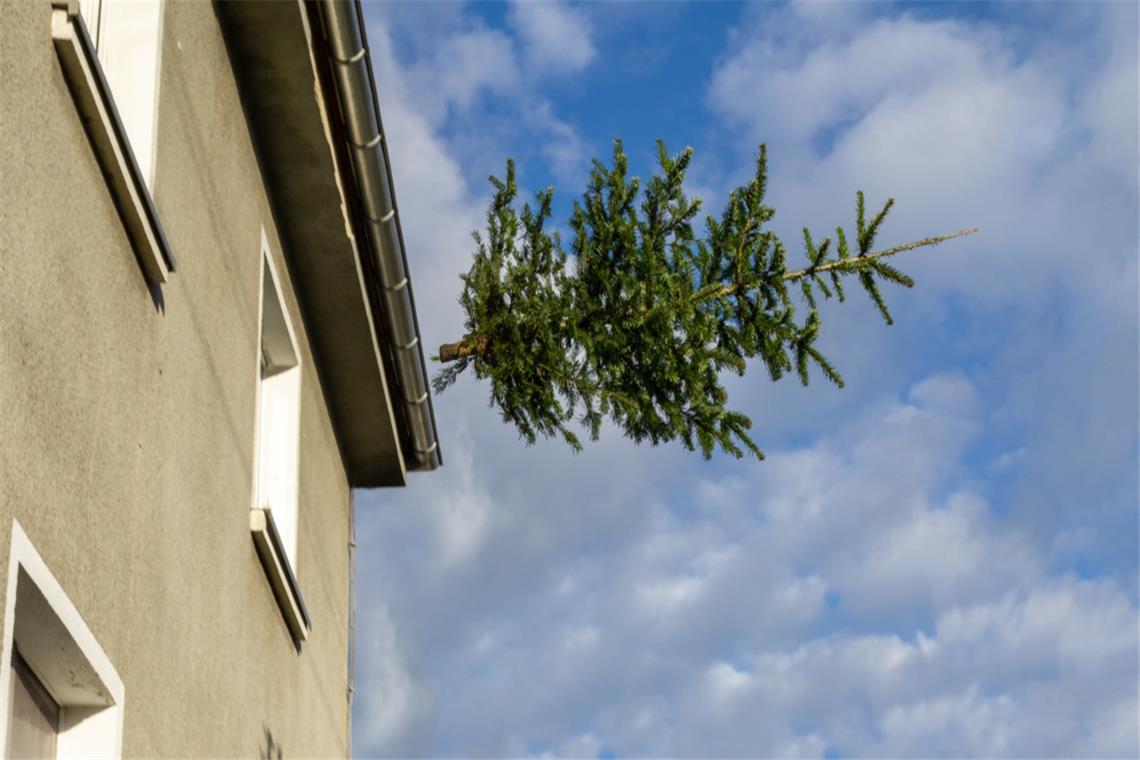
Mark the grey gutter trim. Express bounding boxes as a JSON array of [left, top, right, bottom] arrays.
[[317, 0, 441, 471]]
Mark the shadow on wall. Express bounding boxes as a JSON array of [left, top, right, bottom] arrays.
[[259, 724, 283, 760]]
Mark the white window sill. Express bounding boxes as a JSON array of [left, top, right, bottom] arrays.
[[250, 508, 311, 642], [50, 1, 174, 284]]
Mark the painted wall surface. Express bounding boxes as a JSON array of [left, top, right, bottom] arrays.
[[0, 2, 353, 755]]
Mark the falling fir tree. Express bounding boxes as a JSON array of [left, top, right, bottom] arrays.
[[433, 141, 975, 460]]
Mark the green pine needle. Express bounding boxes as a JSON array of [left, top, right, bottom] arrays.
[[433, 141, 974, 461]]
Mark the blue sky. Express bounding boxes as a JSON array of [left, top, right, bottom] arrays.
[[352, 1, 1138, 756]]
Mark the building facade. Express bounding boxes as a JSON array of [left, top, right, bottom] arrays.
[[0, 1, 439, 756]]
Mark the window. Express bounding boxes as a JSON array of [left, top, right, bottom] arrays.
[[255, 246, 302, 570], [77, 0, 164, 189], [0, 521, 125, 759], [7, 650, 59, 759], [51, 0, 174, 283], [250, 235, 310, 641]]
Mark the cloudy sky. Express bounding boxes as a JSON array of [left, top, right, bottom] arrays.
[[351, 1, 1138, 756]]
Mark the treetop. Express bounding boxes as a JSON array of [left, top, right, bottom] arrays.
[[435, 140, 975, 461]]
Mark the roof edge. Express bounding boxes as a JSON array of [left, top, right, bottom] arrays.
[[314, 0, 441, 473]]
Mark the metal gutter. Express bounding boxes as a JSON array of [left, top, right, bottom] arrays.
[[316, 0, 441, 471]]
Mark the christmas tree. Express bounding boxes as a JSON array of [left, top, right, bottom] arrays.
[[434, 141, 975, 461]]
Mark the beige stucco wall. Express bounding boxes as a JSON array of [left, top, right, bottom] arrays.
[[0, 2, 353, 755]]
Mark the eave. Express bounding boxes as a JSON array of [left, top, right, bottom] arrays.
[[215, 0, 441, 487]]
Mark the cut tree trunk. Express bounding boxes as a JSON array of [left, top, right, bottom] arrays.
[[438, 335, 488, 363]]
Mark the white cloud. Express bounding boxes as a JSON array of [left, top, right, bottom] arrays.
[[525, 100, 590, 186], [837, 490, 1041, 624], [700, 26, 1084, 460], [709, 15, 1008, 149], [789, 0, 869, 30], [908, 372, 978, 416], [1073, 2, 1138, 186], [352, 3, 1137, 756], [352, 602, 437, 755], [383, 18, 519, 128], [704, 2, 1137, 581], [508, 0, 596, 75], [705, 6, 1131, 310], [363, 9, 590, 313], [668, 578, 1138, 757], [423, 429, 493, 568], [357, 371, 1138, 756], [423, 28, 519, 114], [364, 20, 488, 342], [548, 731, 601, 758], [876, 687, 1019, 756]]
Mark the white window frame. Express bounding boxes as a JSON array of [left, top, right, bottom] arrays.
[[51, 0, 174, 284], [251, 230, 310, 642], [0, 520, 125, 759], [77, 0, 164, 190]]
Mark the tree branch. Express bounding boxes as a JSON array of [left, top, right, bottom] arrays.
[[782, 228, 977, 282], [437, 231, 978, 364]]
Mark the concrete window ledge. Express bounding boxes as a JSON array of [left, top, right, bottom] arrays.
[[250, 508, 311, 643], [50, 1, 174, 285]]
